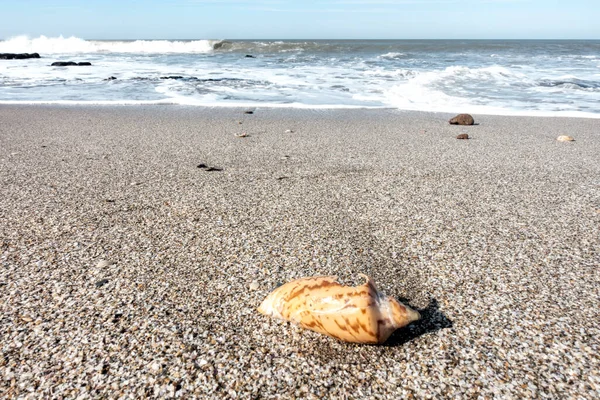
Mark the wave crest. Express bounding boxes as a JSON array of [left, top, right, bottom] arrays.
[[0, 35, 219, 54]]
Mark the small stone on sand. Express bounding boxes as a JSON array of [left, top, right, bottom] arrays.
[[456, 134, 469, 140], [449, 114, 475, 125], [250, 281, 260, 290]]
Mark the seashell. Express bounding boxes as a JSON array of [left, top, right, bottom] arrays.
[[557, 135, 575, 142], [258, 274, 420, 344]]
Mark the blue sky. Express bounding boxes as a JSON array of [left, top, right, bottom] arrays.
[[0, 0, 598, 40]]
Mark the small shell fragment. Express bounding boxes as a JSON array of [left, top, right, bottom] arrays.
[[557, 135, 575, 142], [258, 274, 420, 344]]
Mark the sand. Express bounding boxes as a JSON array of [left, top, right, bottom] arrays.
[[1, 105, 599, 398]]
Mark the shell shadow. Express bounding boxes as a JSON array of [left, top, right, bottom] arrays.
[[383, 298, 452, 347]]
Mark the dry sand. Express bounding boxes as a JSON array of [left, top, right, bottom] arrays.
[[1, 105, 599, 398]]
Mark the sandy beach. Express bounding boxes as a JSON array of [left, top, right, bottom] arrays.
[[1, 105, 599, 398]]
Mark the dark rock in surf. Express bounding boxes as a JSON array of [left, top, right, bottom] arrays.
[[51, 61, 92, 66], [160, 76, 184, 80], [105, 76, 117, 81], [0, 53, 41, 60], [449, 114, 475, 125], [245, 54, 255, 58], [52, 62, 77, 66]]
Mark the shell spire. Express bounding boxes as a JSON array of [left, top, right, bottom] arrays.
[[258, 274, 420, 344]]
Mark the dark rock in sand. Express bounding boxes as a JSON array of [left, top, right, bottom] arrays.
[[95, 279, 109, 288], [449, 114, 475, 125], [198, 163, 222, 171], [456, 134, 469, 140], [244, 110, 254, 114], [51, 61, 92, 66], [0, 53, 41, 60]]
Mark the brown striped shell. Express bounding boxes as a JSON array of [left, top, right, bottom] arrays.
[[257, 274, 420, 344]]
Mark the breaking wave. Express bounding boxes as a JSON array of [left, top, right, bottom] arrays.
[[0, 35, 219, 54]]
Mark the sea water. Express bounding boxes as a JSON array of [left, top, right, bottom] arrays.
[[1, 36, 599, 117]]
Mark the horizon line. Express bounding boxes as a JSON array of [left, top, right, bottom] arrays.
[[3, 36, 600, 41]]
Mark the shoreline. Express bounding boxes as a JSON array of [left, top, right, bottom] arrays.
[[1, 102, 600, 119], [1, 105, 599, 398]]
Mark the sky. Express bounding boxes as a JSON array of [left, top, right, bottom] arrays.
[[0, 0, 598, 40]]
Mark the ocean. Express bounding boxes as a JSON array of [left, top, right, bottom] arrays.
[[1, 36, 599, 117]]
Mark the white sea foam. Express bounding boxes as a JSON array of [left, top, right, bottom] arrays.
[[1, 38, 599, 117], [379, 52, 405, 59], [380, 65, 600, 117], [0, 35, 217, 54]]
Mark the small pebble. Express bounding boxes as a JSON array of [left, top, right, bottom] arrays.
[[456, 134, 469, 140], [249, 281, 260, 290], [96, 259, 114, 269]]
